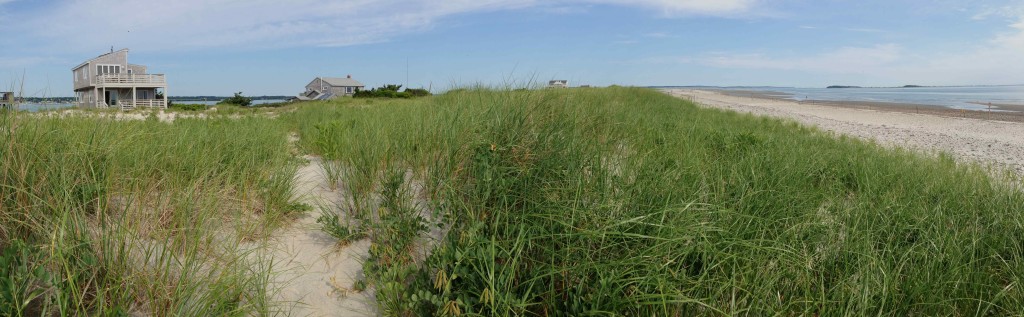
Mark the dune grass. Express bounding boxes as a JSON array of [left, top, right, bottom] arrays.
[[4, 86, 1023, 316], [287, 87, 1024, 316], [0, 113, 298, 315]]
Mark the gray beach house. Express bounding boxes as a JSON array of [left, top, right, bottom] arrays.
[[72, 48, 168, 110], [0, 91, 14, 109], [298, 75, 365, 100]]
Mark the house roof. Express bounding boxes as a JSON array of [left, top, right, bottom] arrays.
[[321, 77, 364, 87], [72, 48, 130, 71]]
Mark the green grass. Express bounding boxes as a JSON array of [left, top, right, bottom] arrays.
[[4, 87, 1023, 316], [285, 87, 1024, 316], [0, 113, 297, 315]]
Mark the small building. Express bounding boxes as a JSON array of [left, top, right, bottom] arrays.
[[548, 80, 568, 88], [300, 75, 365, 100], [72, 48, 168, 110], [0, 91, 14, 109]]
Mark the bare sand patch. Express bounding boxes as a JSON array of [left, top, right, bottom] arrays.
[[264, 155, 377, 316], [664, 89, 1024, 176]]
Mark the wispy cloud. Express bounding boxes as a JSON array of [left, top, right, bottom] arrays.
[[4, 0, 761, 54], [580, 0, 757, 16], [971, 5, 1024, 21], [645, 12, 1024, 85], [642, 32, 676, 38], [697, 44, 903, 74], [540, 5, 591, 15], [841, 27, 886, 33], [0, 56, 66, 69]]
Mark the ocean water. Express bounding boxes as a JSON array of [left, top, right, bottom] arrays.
[[720, 85, 1024, 111], [175, 99, 289, 106]]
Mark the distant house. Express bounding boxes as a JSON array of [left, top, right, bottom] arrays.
[[548, 80, 568, 88], [300, 75, 365, 100], [72, 48, 168, 110], [0, 91, 13, 109]]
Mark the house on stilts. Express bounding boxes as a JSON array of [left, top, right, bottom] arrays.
[[72, 48, 168, 110]]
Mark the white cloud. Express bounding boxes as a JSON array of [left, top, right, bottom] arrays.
[[841, 27, 886, 33], [7, 0, 759, 54], [899, 16, 1024, 84], [647, 11, 1024, 85], [15, 0, 537, 52], [698, 44, 903, 74], [581, 0, 756, 15], [643, 32, 675, 38]]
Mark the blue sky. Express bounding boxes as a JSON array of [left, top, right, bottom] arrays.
[[2, 0, 1024, 96]]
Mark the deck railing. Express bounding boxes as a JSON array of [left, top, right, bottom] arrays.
[[117, 99, 167, 110], [95, 74, 166, 85]]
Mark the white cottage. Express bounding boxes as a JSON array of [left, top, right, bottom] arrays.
[[72, 48, 168, 110]]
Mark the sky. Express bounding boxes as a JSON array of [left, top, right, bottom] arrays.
[[2, 0, 1024, 97]]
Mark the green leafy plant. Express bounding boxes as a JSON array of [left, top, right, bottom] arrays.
[[0, 240, 52, 317], [218, 92, 253, 107], [316, 210, 365, 244]]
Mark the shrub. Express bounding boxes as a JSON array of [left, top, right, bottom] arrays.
[[405, 88, 431, 97], [353, 85, 430, 99], [169, 103, 207, 111], [218, 92, 252, 107]]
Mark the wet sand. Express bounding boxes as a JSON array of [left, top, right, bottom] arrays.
[[663, 88, 1024, 176]]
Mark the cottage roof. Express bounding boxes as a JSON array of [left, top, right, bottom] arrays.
[[321, 77, 365, 87], [72, 48, 130, 70]]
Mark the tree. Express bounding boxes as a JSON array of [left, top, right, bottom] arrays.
[[352, 84, 430, 99], [218, 92, 252, 107]]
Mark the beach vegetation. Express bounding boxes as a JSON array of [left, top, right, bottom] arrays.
[[286, 87, 1024, 316], [218, 92, 253, 107], [168, 103, 207, 111], [0, 112, 295, 315], [353, 84, 431, 99], [3, 86, 1023, 315]]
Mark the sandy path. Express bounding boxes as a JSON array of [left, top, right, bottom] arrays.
[[264, 155, 377, 316], [663, 89, 1024, 176]]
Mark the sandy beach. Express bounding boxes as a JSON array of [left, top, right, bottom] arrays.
[[664, 89, 1024, 176]]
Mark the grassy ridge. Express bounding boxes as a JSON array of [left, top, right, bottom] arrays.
[[0, 114, 296, 315], [289, 87, 1024, 315]]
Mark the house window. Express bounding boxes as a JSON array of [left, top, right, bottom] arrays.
[[96, 64, 121, 75], [347, 87, 353, 93]]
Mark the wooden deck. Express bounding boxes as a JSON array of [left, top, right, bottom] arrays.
[[94, 74, 167, 88]]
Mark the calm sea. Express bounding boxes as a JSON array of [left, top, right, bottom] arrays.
[[716, 85, 1024, 111]]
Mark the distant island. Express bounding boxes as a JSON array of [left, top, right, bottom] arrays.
[[826, 85, 862, 89]]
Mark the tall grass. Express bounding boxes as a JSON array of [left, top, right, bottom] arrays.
[[0, 113, 297, 315], [288, 87, 1024, 315]]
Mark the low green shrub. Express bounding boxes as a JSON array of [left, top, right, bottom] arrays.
[[353, 84, 426, 99], [316, 210, 365, 244], [217, 92, 252, 107], [168, 103, 207, 111]]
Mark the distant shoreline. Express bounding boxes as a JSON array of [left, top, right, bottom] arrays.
[[711, 89, 1024, 122]]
